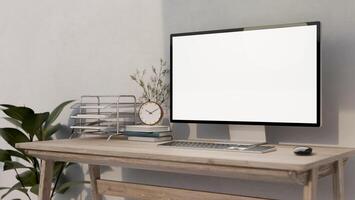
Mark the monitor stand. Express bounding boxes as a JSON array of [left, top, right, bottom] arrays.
[[229, 125, 266, 145], [188, 124, 266, 145]]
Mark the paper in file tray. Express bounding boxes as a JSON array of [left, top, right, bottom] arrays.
[[70, 95, 140, 139]]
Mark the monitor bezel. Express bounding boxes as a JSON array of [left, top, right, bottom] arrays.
[[170, 21, 321, 127]]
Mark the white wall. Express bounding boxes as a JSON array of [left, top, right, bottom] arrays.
[[0, 0, 164, 199], [1, 0, 355, 200]]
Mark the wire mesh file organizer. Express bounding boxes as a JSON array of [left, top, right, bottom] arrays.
[[70, 95, 139, 140]]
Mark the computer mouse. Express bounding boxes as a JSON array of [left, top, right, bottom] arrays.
[[293, 146, 313, 156]]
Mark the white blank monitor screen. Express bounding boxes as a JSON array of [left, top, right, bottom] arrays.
[[171, 22, 320, 126]]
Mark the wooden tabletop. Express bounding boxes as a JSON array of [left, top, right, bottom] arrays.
[[16, 137, 355, 171]]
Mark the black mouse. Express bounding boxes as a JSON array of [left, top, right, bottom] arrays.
[[293, 146, 312, 156]]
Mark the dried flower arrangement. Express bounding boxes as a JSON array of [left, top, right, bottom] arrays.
[[130, 59, 170, 105]]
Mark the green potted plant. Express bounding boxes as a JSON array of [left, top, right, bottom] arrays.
[[0, 101, 84, 199]]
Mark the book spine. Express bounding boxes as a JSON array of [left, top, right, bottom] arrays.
[[124, 132, 160, 137], [128, 136, 172, 142], [124, 131, 171, 137], [125, 129, 170, 132]]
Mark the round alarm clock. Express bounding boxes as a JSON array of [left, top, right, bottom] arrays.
[[138, 101, 164, 125]]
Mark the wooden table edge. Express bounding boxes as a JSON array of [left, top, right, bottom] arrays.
[[16, 142, 355, 172]]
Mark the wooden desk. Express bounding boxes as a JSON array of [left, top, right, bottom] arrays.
[[16, 137, 355, 200]]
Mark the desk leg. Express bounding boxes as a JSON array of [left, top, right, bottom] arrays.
[[89, 165, 102, 200], [303, 168, 319, 200], [333, 160, 345, 200], [38, 160, 54, 200]]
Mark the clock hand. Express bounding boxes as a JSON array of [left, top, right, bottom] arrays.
[[151, 108, 159, 113], [145, 109, 152, 114]]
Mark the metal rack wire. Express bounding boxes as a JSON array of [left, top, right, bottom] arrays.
[[70, 95, 139, 140]]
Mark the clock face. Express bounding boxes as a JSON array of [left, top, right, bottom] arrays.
[[138, 101, 163, 125]]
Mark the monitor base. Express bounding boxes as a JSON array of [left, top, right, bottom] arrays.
[[229, 125, 266, 144], [187, 124, 266, 145]]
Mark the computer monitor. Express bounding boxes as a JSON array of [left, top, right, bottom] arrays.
[[170, 22, 321, 142]]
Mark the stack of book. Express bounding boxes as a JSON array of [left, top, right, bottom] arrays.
[[123, 125, 172, 142]]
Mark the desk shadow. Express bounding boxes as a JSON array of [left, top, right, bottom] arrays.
[[53, 164, 85, 200], [52, 110, 86, 200]]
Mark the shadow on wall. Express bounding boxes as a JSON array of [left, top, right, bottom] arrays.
[[54, 109, 86, 200], [54, 164, 85, 200], [54, 127, 85, 200]]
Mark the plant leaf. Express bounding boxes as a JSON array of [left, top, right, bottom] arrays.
[[0, 104, 15, 109], [7, 149, 31, 162], [130, 75, 136, 81], [3, 161, 30, 171], [1, 182, 28, 199], [2, 106, 34, 122], [53, 162, 75, 178], [30, 184, 39, 195], [0, 149, 11, 162], [16, 169, 38, 187], [22, 112, 49, 140], [53, 161, 67, 178], [43, 123, 62, 140], [3, 117, 22, 127], [0, 128, 30, 148], [45, 100, 74, 128]]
